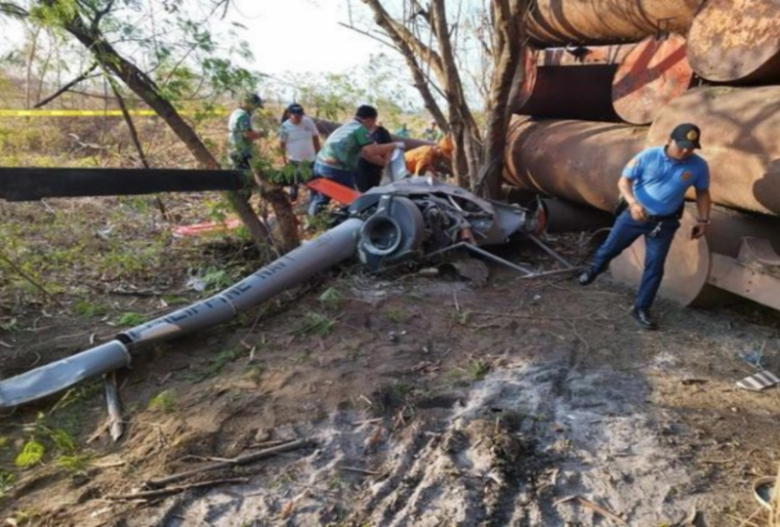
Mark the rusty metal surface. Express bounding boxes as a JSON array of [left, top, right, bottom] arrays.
[[534, 44, 636, 66], [611, 205, 780, 306], [504, 116, 648, 210], [612, 35, 695, 125], [648, 85, 780, 216], [541, 198, 614, 234], [527, 0, 703, 46], [513, 64, 620, 121], [610, 206, 710, 306], [687, 0, 780, 84], [708, 253, 780, 311]]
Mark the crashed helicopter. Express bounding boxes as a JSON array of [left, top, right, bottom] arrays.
[[0, 151, 570, 409]]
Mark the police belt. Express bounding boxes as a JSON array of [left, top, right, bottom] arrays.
[[644, 212, 680, 222]]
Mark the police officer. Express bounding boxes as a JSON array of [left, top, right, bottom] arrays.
[[578, 123, 712, 330]]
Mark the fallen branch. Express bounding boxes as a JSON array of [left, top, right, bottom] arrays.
[[105, 372, 124, 442], [144, 438, 314, 489], [0, 248, 63, 308], [553, 494, 627, 525], [106, 477, 247, 501], [338, 465, 382, 476]]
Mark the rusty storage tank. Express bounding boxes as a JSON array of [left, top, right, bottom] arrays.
[[504, 116, 649, 211], [611, 205, 780, 306], [514, 64, 621, 120], [648, 85, 780, 216], [687, 0, 780, 84], [514, 45, 632, 121], [517, 38, 695, 124], [612, 35, 696, 124], [527, 0, 703, 46]]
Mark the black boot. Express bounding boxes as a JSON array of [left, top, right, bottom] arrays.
[[631, 307, 658, 330], [578, 269, 597, 286]]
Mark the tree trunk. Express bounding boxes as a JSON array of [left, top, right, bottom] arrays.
[[259, 185, 300, 255], [50, 6, 272, 251], [477, 0, 530, 199]]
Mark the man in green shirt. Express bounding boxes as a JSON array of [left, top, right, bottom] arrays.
[[308, 105, 398, 216], [227, 93, 264, 170]]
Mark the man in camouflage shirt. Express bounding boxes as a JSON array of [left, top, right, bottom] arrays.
[[227, 93, 264, 170], [308, 105, 398, 216]]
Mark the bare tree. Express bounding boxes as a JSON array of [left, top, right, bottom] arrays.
[[353, 0, 529, 198]]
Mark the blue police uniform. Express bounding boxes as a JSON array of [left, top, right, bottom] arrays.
[[588, 146, 709, 311]]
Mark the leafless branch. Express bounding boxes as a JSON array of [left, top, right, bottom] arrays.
[[35, 63, 100, 108], [338, 22, 396, 49]]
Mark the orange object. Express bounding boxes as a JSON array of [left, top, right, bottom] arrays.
[[404, 145, 438, 175], [438, 135, 454, 156], [172, 218, 242, 237], [612, 35, 693, 125], [306, 178, 362, 205]]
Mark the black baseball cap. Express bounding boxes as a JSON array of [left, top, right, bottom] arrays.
[[670, 123, 702, 149], [242, 92, 264, 109], [287, 103, 304, 115], [355, 105, 378, 119]]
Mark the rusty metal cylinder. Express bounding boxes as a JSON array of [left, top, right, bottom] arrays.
[[648, 85, 780, 217], [540, 198, 614, 234], [611, 205, 780, 306], [612, 35, 696, 124], [504, 116, 649, 211], [517, 37, 694, 124], [514, 64, 621, 121], [527, 0, 703, 46], [687, 0, 780, 84]]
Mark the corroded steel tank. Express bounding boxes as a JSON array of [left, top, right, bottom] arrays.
[[612, 35, 696, 124], [527, 0, 703, 46], [648, 85, 780, 216], [687, 0, 780, 84], [516, 37, 694, 124], [514, 64, 621, 121], [503, 116, 648, 211], [610, 205, 780, 306]]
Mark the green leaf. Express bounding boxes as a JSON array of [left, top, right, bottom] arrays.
[[15, 439, 45, 468]]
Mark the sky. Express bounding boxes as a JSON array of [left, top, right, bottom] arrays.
[[227, 0, 386, 76]]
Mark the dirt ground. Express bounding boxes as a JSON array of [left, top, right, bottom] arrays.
[[1, 202, 780, 526]]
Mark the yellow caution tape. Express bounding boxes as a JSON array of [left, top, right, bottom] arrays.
[[0, 109, 228, 117]]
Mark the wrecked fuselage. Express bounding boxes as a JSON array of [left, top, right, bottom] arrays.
[[0, 177, 542, 409]]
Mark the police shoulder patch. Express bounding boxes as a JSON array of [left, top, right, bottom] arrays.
[[681, 171, 692, 181]]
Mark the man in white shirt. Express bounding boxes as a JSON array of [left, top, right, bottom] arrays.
[[279, 103, 320, 201]]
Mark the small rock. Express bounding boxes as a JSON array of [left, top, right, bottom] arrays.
[[388, 331, 399, 343], [419, 267, 439, 277]]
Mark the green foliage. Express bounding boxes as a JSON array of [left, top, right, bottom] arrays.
[[48, 428, 76, 453], [318, 288, 342, 311], [200, 266, 235, 293], [187, 348, 243, 383], [0, 469, 14, 497], [386, 308, 410, 323], [148, 390, 177, 413], [0, 436, 8, 448], [467, 360, 491, 381], [161, 295, 190, 306], [56, 453, 92, 473], [292, 312, 336, 337], [15, 439, 45, 469], [204, 198, 230, 224], [73, 299, 108, 318], [115, 312, 146, 327]]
